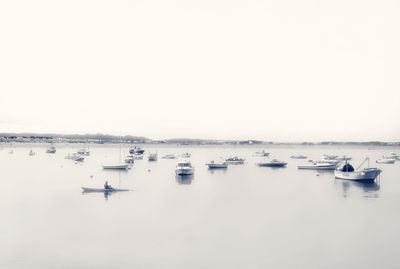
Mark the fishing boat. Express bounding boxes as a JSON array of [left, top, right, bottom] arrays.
[[253, 150, 269, 157], [46, 146, 56, 154], [257, 159, 287, 167], [81, 187, 130, 193], [162, 154, 177, 159], [335, 158, 382, 181], [376, 158, 396, 164], [225, 157, 245, 164], [175, 160, 194, 175], [298, 162, 337, 170], [206, 160, 228, 169], [148, 152, 158, 161], [290, 155, 307, 159], [102, 164, 129, 170]]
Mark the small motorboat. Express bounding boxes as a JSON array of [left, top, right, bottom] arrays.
[[102, 164, 129, 170], [46, 146, 56, 154], [257, 159, 287, 167], [253, 150, 269, 157], [290, 155, 307, 159], [225, 157, 245, 164], [323, 154, 338, 160], [298, 162, 337, 170], [125, 155, 134, 164], [81, 187, 130, 193], [148, 152, 158, 161], [77, 148, 90, 156], [181, 153, 191, 158], [74, 155, 84, 162], [132, 153, 144, 160], [175, 160, 194, 175], [162, 154, 177, 159], [65, 153, 80, 160], [129, 147, 145, 154], [336, 156, 352, 161], [376, 158, 396, 164], [206, 160, 228, 169], [335, 158, 382, 181], [28, 150, 35, 156]]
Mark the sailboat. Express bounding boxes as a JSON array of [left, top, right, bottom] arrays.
[[102, 138, 129, 170]]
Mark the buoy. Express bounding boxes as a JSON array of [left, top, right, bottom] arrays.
[[148, 169, 151, 172]]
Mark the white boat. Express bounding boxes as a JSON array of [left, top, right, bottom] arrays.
[[175, 160, 194, 175], [65, 153, 80, 160], [125, 155, 134, 164], [81, 187, 130, 193], [206, 160, 228, 169], [298, 162, 337, 170], [181, 153, 191, 158], [225, 157, 245, 164], [253, 150, 269, 157], [129, 147, 145, 154], [132, 153, 144, 160], [148, 152, 158, 161], [162, 154, 177, 159], [335, 158, 382, 181], [290, 155, 307, 159], [323, 154, 338, 160], [102, 164, 129, 170], [257, 159, 287, 167], [74, 155, 84, 162], [335, 156, 352, 161], [77, 148, 90, 156], [46, 146, 56, 154], [8, 150, 14, 154], [376, 158, 396, 164], [29, 150, 35, 156]]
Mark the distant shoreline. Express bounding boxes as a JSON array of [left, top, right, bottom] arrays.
[[0, 132, 399, 147]]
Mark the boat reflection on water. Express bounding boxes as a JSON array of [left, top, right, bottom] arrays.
[[175, 174, 194, 185], [82, 189, 115, 200], [336, 179, 380, 199]]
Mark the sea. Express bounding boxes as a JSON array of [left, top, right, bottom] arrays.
[[1, 144, 399, 269]]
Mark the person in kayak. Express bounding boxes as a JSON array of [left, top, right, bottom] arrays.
[[104, 181, 112, 190]]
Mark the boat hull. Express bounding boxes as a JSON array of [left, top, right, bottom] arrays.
[[102, 164, 129, 170], [334, 168, 381, 181], [207, 163, 228, 169], [257, 162, 287, 167], [298, 164, 337, 170], [175, 168, 194, 176]]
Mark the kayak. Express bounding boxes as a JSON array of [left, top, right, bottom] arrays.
[[81, 187, 131, 193]]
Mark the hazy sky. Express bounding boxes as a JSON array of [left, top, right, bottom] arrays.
[[0, 0, 399, 141]]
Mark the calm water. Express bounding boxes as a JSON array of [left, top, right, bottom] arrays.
[[1, 145, 400, 269]]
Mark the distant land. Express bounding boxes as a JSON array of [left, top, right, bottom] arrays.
[[0, 133, 399, 147]]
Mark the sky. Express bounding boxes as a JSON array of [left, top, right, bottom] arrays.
[[0, 0, 399, 142]]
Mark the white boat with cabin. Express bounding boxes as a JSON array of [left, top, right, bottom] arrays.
[[148, 152, 158, 161], [257, 159, 287, 167], [376, 158, 396, 164], [225, 157, 245, 164], [46, 146, 56, 154], [175, 160, 194, 175]]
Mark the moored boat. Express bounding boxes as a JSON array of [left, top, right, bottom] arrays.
[[298, 162, 337, 170], [102, 164, 129, 170], [206, 160, 228, 169], [376, 158, 396, 164], [335, 158, 382, 181], [46, 146, 56, 154], [257, 159, 287, 167], [175, 160, 194, 175], [162, 154, 177, 159], [181, 153, 191, 158], [253, 150, 269, 157], [290, 155, 307, 159], [148, 152, 158, 161], [225, 157, 245, 164]]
